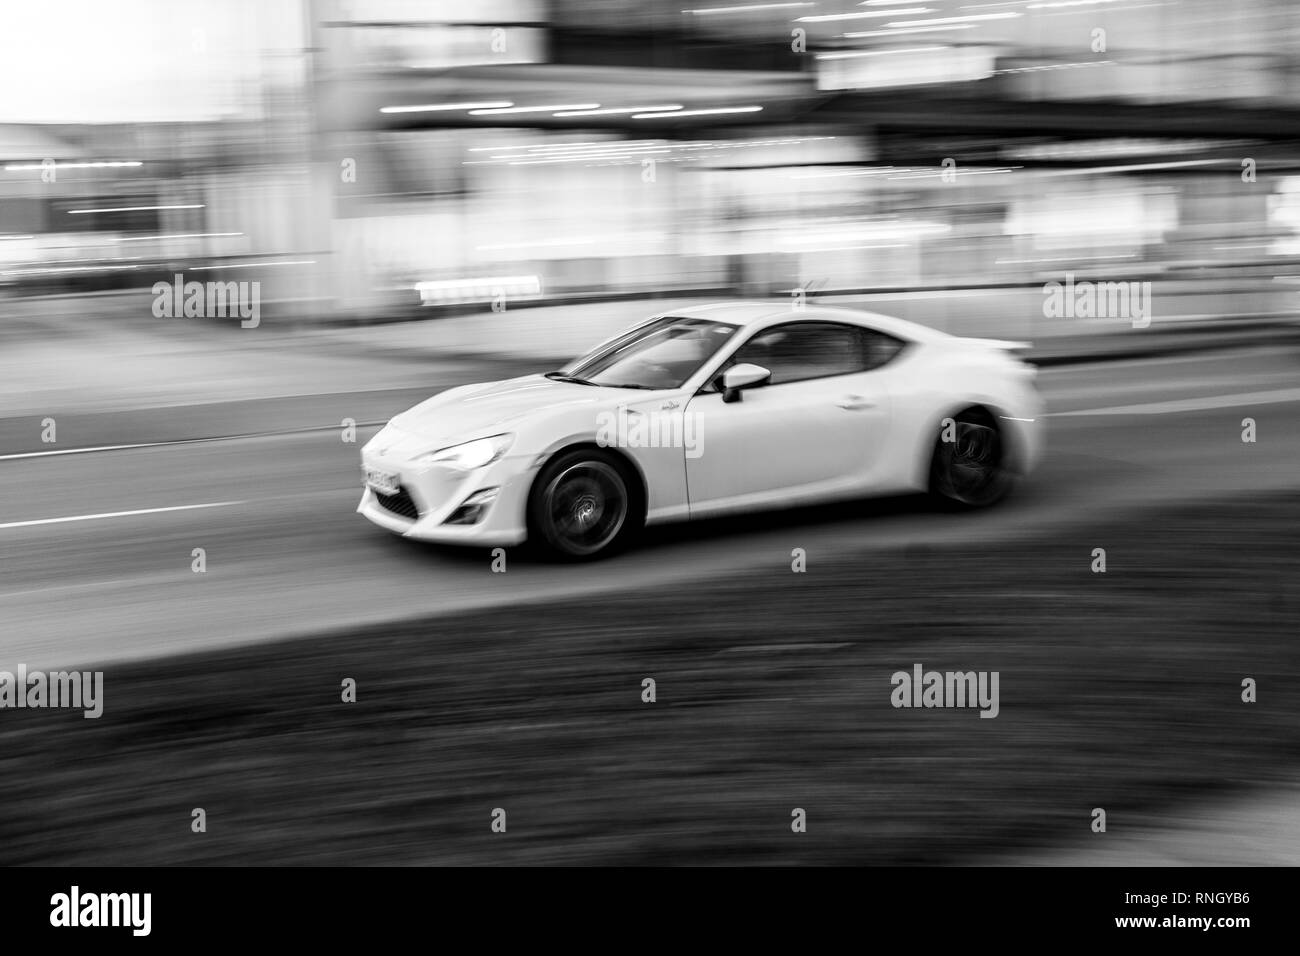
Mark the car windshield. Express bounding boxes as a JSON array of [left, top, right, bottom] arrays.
[[559, 317, 739, 390]]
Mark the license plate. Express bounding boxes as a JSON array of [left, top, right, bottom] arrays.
[[364, 466, 400, 497]]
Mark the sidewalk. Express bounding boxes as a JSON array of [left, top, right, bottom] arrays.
[[1, 290, 1295, 422], [307, 294, 1300, 366]]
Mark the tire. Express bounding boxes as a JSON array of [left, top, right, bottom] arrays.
[[928, 408, 1015, 508], [527, 449, 643, 560]]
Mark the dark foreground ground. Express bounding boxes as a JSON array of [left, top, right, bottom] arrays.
[[0, 491, 1296, 865]]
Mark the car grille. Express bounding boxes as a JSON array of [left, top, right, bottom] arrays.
[[374, 487, 419, 520]]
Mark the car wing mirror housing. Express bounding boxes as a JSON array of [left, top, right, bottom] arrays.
[[721, 363, 771, 403]]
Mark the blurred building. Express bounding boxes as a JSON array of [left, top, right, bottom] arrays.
[[4, 0, 1300, 319]]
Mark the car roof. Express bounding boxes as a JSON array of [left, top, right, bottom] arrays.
[[659, 299, 949, 343]]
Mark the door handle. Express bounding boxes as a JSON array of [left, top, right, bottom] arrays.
[[837, 395, 874, 411]]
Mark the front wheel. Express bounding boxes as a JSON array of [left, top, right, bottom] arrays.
[[527, 450, 642, 560], [928, 410, 1014, 508]]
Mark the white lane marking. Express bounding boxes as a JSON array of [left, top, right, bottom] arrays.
[[1051, 387, 1300, 417], [717, 642, 853, 655], [0, 501, 244, 530], [0, 422, 387, 460], [2, 441, 183, 460]]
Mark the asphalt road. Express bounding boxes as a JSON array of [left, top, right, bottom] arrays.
[[1, 345, 1297, 671]]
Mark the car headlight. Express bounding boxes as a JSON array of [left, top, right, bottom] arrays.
[[415, 434, 513, 470]]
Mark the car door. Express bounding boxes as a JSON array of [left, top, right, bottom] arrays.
[[683, 321, 896, 518]]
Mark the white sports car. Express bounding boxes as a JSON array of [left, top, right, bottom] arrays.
[[358, 301, 1044, 559]]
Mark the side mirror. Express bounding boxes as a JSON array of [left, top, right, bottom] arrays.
[[721, 363, 771, 404]]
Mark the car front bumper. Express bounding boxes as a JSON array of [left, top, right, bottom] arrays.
[[356, 450, 533, 547]]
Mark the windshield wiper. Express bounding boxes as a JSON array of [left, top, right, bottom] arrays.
[[544, 371, 597, 386], [600, 383, 664, 390]]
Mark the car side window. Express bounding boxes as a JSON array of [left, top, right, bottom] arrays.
[[733, 322, 860, 385], [861, 328, 906, 370], [709, 322, 904, 389]]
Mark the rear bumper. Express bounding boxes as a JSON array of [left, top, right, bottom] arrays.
[[1000, 396, 1046, 476]]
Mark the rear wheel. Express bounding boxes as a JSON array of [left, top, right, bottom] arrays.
[[527, 449, 642, 560], [929, 409, 1014, 508]]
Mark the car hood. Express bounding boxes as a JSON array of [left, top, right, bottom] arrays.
[[385, 373, 663, 451]]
